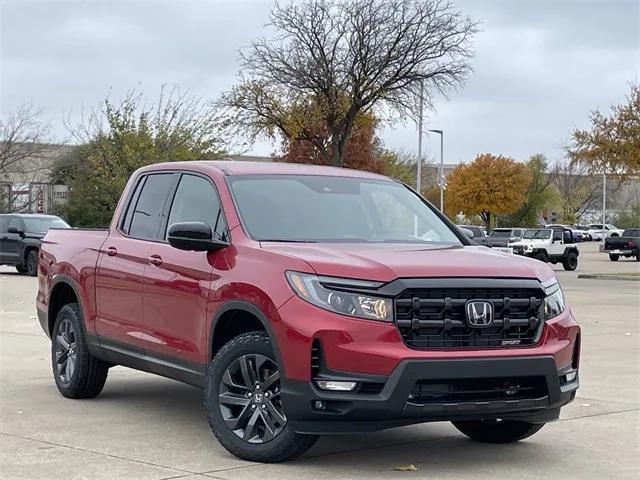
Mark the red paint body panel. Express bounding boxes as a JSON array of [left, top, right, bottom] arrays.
[[38, 161, 580, 388]]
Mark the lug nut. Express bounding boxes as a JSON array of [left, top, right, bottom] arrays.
[[261, 404, 267, 410], [251, 404, 256, 410], [255, 385, 261, 390]]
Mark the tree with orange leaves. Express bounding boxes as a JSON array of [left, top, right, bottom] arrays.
[[445, 154, 531, 230]]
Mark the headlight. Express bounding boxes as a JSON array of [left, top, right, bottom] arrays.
[[285, 271, 393, 322], [543, 284, 566, 320]]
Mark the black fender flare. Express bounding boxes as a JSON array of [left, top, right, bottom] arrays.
[[563, 246, 579, 257], [208, 300, 283, 369]]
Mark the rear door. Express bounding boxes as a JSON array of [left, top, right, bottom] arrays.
[[141, 172, 228, 366], [0, 216, 10, 263], [95, 173, 177, 350]]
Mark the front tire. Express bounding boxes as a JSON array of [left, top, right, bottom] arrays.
[[15, 264, 27, 274], [609, 254, 619, 262], [51, 303, 109, 398], [204, 332, 317, 462], [452, 420, 545, 443]]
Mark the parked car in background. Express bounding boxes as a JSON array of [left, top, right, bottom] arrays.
[[603, 229, 640, 261], [0, 214, 70, 275], [547, 224, 585, 243], [573, 226, 593, 241], [36, 161, 580, 462], [456, 225, 490, 246], [487, 227, 525, 252], [587, 224, 624, 241], [510, 227, 579, 270]]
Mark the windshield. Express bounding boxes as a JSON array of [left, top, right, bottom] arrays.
[[524, 229, 552, 239], [228, 175, 461, 244], [622, 229, 639, 237], [490, 230, 511, 238], [22, 217, 69, 233]]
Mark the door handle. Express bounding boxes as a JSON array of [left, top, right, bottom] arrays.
[[148, 254, 163, 266], [106, 246, 118, 257]]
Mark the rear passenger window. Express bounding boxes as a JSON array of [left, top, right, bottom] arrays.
[[0, 216, 9, 233], [166, 174, 228, 241], [127, 174, 174, 240]]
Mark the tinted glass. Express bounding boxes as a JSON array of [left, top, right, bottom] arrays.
[[128, 174, 174, 240], [229, 175, 460, 244], [490, 230, 511, 238], [166, 174, 227, 240], [524, 229, 551, 239], [22, 217, 69, 233], [0, 216, 8, 233], [121, 177, 146, 234], [7, 217, 24, 232], [553, 230, 563, 241]]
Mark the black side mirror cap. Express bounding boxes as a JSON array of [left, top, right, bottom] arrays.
[[167, 221, 228, 252], [7, 226, 24, 235]]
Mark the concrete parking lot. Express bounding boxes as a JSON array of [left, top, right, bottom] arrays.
[[1, 242, 638, 480]]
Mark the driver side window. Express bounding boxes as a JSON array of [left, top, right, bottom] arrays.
[[165, 174, 228, 241], [552, 230, 562, 242]]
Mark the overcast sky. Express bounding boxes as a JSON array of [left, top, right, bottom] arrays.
[[1, 0, 638, 164]]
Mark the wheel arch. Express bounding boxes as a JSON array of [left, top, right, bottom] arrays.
[[209, 300, 283, 369], [563, 246, 579, 257], [47, 276, 83, 337]]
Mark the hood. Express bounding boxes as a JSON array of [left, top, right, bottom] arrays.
[[260, 242, 554, 282]]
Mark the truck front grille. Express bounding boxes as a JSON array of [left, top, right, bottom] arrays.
[[395, 286, 544, 349]]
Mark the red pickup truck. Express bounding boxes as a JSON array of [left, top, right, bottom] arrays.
[[37, 161, 580, 462]]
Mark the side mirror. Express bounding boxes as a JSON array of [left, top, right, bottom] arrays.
[[7, 226, 24, 236], [460, 227, 474, 239], [167, 222, 228, 252]]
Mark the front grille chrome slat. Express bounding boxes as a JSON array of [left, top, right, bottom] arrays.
[[394, 285, 545, 349]]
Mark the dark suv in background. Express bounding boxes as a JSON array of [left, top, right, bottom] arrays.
[[0, 214, 70, 275]]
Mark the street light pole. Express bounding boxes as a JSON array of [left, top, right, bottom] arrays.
[[601, 172, 606, 246], [416, 80, 424, 195], [428, 129, 444, 212]]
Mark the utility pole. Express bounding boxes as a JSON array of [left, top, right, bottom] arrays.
[[416, 80, 424, 195], [601, 172, 606, 246], [428, 129, 444, 212]]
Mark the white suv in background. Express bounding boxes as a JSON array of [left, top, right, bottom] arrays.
[[587, 224, 624, 240]]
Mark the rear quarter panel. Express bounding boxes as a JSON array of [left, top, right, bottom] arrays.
[[38, 229, 109, 335]]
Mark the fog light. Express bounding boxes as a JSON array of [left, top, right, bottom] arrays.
[[313, 400, 326, 410], [315, 380, 357, 391], [564, 371, 577, 383]]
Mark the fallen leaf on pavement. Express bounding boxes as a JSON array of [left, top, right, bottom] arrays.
[[394, 465, 418, 472]]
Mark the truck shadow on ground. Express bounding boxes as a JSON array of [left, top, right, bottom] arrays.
[[95, 373, 561, 474]]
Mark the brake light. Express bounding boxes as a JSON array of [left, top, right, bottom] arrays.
[[628, 241, 636, 248]]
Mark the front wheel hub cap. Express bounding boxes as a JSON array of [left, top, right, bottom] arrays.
[[218, 353, 286, 444]]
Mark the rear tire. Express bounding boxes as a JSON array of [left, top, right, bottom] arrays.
[[609, 254, 619, 262], [452, 420, 545, 443], [26, 249, 38, 276], [51, 303, 109, 398], [563, 251, 578, 271], [205, 331, 318, 462]]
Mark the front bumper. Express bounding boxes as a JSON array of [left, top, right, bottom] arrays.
[[282, 356, 578, 434]]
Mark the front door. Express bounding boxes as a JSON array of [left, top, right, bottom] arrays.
[[95, 173, 176, 350], [1, 217, 25, 265], [142, 173, 228, 366]]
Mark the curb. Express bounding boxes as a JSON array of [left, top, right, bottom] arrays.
[[578, 274, 640, 282]]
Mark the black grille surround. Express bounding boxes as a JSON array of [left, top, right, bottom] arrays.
[[392, 278, 546, 349]]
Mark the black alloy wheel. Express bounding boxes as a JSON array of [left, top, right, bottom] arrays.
[[54, 318, 77, 385], [218, 353, 286, 443]]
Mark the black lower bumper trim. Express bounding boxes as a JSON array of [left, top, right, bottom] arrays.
[[281, 356, 578, 434]]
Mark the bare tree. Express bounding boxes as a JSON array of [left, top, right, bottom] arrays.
[[0, 103, 52, 212], [554, 159, 621, 223], [221, 0, 477, 167]]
